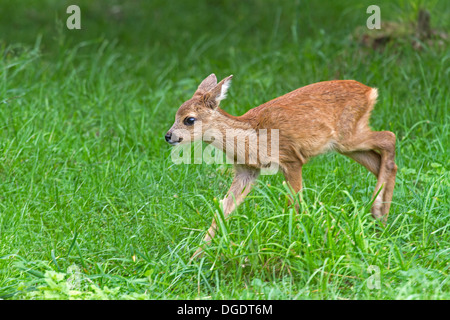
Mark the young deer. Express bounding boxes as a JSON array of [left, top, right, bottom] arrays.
[[165, 74, 397, 258]]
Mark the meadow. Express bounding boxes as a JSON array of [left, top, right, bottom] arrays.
[[0, 0, 449, 299]]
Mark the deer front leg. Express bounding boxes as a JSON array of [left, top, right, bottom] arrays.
[[282, 162, 303, 210], [191, 165, 260, 259]]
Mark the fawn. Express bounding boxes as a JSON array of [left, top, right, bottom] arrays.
[[165, 74, 397, 258]]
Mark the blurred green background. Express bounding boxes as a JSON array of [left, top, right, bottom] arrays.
[[0, 0, 449, 300]]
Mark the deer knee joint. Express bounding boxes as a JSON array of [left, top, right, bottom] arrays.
[[386, 159, 396, 171]]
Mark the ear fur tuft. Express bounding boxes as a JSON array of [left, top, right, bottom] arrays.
[[200, 74, 233, 109], [216, 77, 232, 102]]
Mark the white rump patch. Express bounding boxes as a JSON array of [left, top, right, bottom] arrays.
[[368, 88, 378, 106]]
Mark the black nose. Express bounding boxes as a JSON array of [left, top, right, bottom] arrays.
[[165, 133, 171, 142]]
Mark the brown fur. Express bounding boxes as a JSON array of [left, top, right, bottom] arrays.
[[165, 74, 397, 259]]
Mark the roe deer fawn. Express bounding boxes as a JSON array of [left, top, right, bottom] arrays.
[[165, 74, 397, 259]]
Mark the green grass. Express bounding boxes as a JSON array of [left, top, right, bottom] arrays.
[[0, 0, 449, 299]]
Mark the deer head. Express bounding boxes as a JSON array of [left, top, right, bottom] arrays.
[[165, 74, 233, 145]]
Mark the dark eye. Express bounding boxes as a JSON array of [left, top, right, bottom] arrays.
[[184, 117, 196, 126]]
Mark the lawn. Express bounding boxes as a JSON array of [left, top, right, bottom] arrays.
[[0, 0, 449, 300]]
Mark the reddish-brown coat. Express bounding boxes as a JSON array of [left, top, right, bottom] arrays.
[[166, 74, 397, 259]]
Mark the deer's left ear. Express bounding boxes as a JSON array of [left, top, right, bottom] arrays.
[[203, 75, 233, 109], [196, 73, 218, 95]]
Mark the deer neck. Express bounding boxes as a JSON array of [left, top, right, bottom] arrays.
[[205, 108, 255, 153]]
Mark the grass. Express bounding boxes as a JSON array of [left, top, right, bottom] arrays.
[[0, 0, 449, 299]]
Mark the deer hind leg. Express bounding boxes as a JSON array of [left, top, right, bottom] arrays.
[[375, 132, 397, 221], [340, 131, 397, 222], [191, 165, 260, 259], [341, 150, 381, 177]]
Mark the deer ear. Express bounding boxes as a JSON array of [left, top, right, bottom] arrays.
[[196, 73, 217, 95], [203, 75, 233, 109]]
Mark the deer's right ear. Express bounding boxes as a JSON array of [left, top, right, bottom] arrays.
[[195, 74, 218, 95], [202, 75, 233, 109]]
